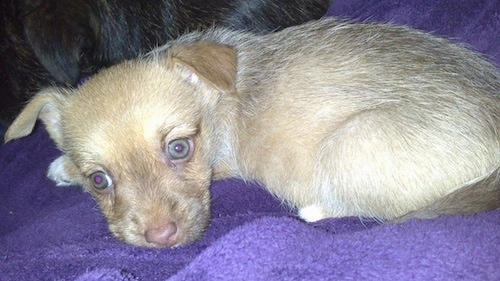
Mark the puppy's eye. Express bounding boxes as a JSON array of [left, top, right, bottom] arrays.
[[89, 171, 113, 191], [167, 138, 194, 162]]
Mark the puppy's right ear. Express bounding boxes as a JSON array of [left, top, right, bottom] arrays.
[[5, 88, 67, 147], [168, 42, 237, 95]]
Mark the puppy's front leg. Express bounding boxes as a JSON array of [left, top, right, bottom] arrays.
[[48, 155, 85, 187], [298, 205, 327, 222]]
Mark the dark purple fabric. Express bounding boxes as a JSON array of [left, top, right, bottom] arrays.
[[1, 1, 499, 280], [327, 0, 500, 65]]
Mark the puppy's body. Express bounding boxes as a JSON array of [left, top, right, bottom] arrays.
[[151, 22, 500, 220], [0, 0, 331, 124], [6, 19, 500, 247]]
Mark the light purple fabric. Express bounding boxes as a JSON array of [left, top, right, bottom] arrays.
[[1, 1, 499, 280]]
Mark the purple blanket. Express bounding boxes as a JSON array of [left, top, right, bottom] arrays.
[[1, 1, 499, 280]]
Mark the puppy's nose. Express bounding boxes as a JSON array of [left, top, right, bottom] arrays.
[[145, 222, 178, 247]]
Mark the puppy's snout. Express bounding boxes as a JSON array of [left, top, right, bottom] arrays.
[[145, 222, 179, 247]]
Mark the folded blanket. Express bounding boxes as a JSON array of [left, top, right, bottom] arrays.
[[1, 1, 499, 280]]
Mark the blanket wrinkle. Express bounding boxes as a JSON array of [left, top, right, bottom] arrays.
[[75, 269, 138, 281], [168, 213, 500, 280]]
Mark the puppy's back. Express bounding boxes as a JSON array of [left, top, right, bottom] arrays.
[[200, 19, 500, 219]]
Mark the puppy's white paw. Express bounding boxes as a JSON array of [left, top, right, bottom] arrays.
[[47, 156, 81, 187], [299, 205, 326, 222]]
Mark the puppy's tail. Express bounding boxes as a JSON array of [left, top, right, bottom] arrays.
[[391, 166, 500, 223]]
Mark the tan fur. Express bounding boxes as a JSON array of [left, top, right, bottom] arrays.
[[5, 18, 500, 247]]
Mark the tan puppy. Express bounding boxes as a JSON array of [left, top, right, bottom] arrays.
[[5, 18, 500, 248]]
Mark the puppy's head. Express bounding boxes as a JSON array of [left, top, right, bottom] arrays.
[[5, 42, 237, 248]]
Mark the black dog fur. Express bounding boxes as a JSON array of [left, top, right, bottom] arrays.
[[0, 0, 332, 126]]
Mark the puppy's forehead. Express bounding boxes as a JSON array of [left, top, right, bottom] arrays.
[[76, 61, 195, 109], [62, 61, 200, 160], [71, 61, 198, 120]]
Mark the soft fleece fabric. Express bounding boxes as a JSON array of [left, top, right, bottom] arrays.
[[1, 0, 499, 280]]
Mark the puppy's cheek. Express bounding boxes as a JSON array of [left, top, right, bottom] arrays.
[[94, 193, 143, 244], [92, 191, 118, 219], [178, 169, 214, 244], [177, 187, 212, 245], [82, 186, 142, 245]]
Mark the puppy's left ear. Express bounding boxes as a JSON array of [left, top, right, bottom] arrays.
[[5, 87, 67, 146], [168, 42, 237, 94]]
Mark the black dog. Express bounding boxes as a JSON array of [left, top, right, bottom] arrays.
[[0, 0, 332, 126]]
